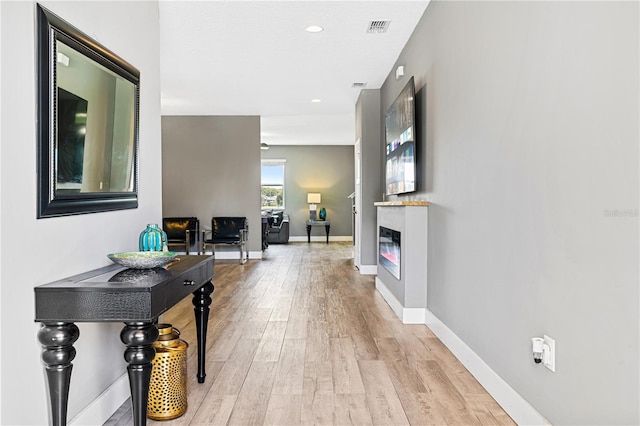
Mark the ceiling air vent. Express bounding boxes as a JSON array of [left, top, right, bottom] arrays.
[[367, 20, 390, 33], [352, 82, 367, 88]]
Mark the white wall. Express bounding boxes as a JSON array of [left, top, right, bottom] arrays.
[[381, 1, 639, 424], [0, 1, 161, 424]]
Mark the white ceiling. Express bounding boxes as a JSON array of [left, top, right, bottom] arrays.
[[159, 1, 430, 146]]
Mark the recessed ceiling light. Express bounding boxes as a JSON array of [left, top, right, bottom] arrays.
[[311, 99, 322, 103], [305, 25, 324, 33]]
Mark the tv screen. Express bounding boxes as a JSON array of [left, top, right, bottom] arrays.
[[385, 77, 416, 196]]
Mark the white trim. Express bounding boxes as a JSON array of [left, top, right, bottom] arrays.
[[207, 250, 262, 260], [424, 310, 550, 426], [289, 235, 353, 242], [374, 277, 425, 324], [375, 278, 548, 424], [70, 373, 129, 426], [357, 264, 377, 275]]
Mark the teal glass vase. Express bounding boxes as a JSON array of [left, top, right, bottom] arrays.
[[139, 224, 167, 252], [319, 207, 327, 220]]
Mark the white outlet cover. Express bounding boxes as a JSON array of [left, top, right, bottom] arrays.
[[543, 335, 556, 372]]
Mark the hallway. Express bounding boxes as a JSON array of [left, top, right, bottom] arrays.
[[106, 243, 514, 425]]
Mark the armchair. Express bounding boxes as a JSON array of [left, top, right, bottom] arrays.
[[201, 217, 248, 264], [267, 212, 289, 244], [162, 217, 199, 254]]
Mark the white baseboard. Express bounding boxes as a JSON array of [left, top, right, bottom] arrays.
[[424, 310, 550, 426], [374, 277, 425, 324], [374, 278, 549, 425], [70, 373, 129, 426], [248, 250, 262, 259], [205, 250, 262, 260], [357, 264, 377, 275], [289, 236, 353, 243]]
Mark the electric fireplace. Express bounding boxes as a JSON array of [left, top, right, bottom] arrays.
[[379, 226, 401, 279]]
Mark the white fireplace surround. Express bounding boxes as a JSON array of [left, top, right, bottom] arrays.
[[375, 201, 429, 323]]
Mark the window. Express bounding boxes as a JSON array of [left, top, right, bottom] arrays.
[[261, 160, 285, 209]]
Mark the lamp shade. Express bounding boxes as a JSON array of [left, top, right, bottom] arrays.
[[307, 193, 321, 204]]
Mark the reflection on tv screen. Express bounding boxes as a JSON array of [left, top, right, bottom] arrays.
[[385, 77, 416, 196]]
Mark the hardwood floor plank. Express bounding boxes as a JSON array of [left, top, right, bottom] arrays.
[[227, 361, 278, 425], [334, 394, 374, 425], [269, 296, 293, 321], [104, 243, 515, 426], [395, 392, 448, 425], [330, 337, 366, 394], [254, 321, 287, 362], [188, 395, 237, 426], [271, 338, 306, 395], [303, 360, 334, 395], [305, 320, 331, 363], [415, 359, 482, 425], [263, 394, 303, 425], [208, 338, 260, 395], [358, 360, 410, 425]]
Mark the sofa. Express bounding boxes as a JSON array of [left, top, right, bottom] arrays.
[[267, 211, 289, 244]]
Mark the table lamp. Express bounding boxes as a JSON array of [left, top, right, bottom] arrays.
[[307, 193, 321, 220]]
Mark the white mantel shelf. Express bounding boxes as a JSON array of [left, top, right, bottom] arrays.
[[374, 200, 429, 206]]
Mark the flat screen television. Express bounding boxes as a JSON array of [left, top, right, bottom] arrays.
[[384, 77, 416, 196]]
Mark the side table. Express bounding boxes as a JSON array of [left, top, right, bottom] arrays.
[[306, 220, 331, 243]]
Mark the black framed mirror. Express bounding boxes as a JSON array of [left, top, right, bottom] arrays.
[[37, 4, 139, 218]]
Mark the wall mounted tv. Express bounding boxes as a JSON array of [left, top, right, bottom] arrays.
[[385, 76, 416, 196]]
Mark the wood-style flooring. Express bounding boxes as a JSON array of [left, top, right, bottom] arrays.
[[105, 242, 515, 426]]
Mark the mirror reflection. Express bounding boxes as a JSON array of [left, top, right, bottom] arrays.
[[37, 4, 139, 218], [56, 41, 136, 194]]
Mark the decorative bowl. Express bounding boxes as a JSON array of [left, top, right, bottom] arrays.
[[107, 251, 178, 269]]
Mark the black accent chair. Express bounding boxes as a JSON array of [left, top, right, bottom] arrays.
[[162, 217, 199, 254], [201, 217, 248, 264], [267, 212, 289, 244]]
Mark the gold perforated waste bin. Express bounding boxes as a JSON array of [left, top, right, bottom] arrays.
[[147, 324, 189, 420]]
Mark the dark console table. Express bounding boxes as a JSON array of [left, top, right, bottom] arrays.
[[34, 255, 215, 426], [306, 220, 331, 243]]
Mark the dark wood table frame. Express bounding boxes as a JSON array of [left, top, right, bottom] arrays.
[[306, 220, 331, 243], [34, 255, 215, 426]]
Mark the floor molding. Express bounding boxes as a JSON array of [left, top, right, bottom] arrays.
[[289, 236, 353, 243], [357, 264, 377, 275], [374, 278, 549, 426], [70, 373, 129, 426], [205, 250, 262, 260], [424, 310, 550, 426], [374, 277, 425, 324]]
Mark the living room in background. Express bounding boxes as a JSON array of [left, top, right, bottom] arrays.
[[261, 159, 286, 209]]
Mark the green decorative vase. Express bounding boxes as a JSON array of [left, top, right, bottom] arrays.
[[139, 224, 167, 252], [319, 207, 327, 221]]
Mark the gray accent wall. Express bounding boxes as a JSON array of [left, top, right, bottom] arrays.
[[381, 1, 639, 424], [261, 145, 354, 238], [355, 90, 383, 265], [162, 116, 262, 253]]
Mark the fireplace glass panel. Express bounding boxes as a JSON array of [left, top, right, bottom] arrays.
[[379, 226, 401, 279]]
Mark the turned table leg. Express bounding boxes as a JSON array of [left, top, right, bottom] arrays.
[[193, 281, 214, 383], [38, 322, 80, 426], [325, 224, 330, 243], [120, 322, 159, 426]]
